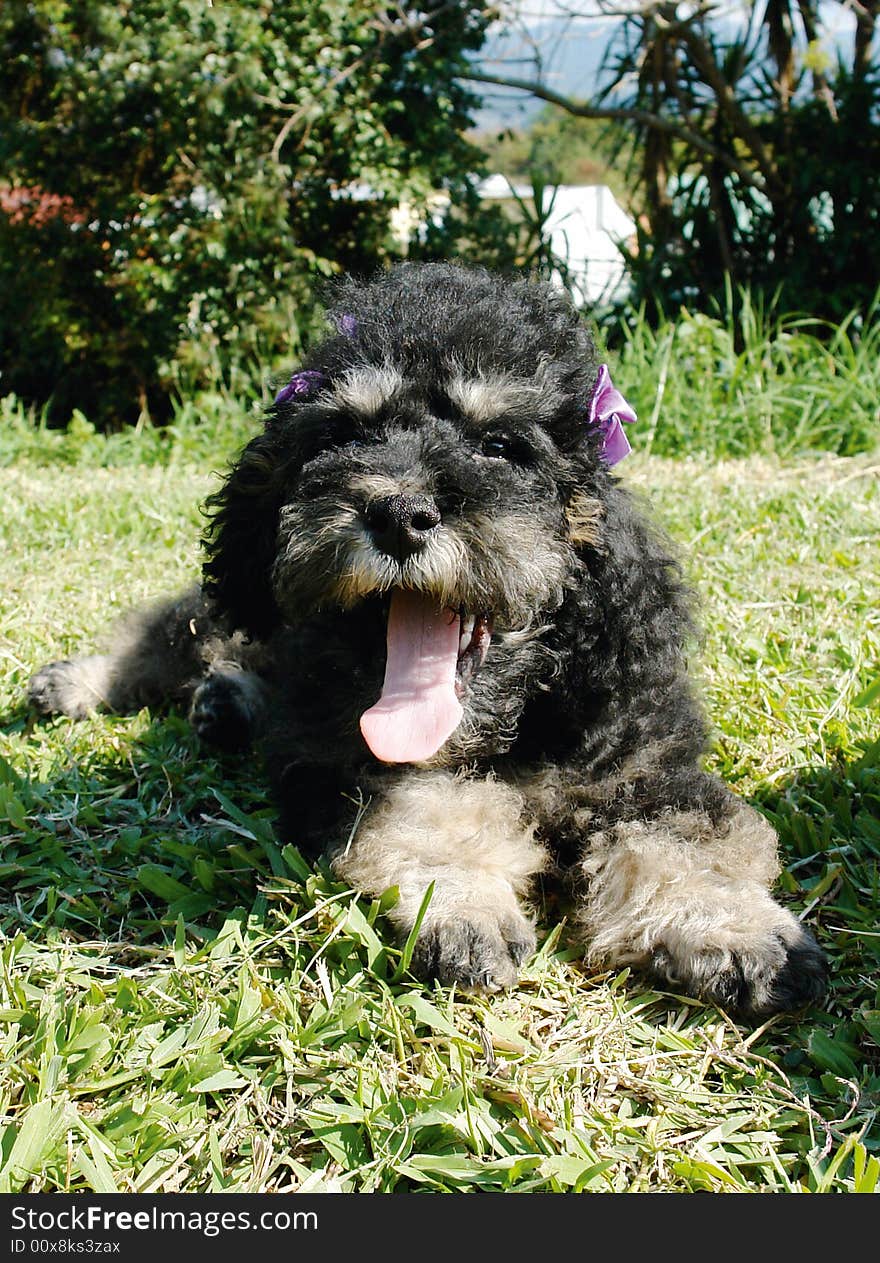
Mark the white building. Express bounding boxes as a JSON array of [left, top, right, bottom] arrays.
[[475, 174, 637, 308]]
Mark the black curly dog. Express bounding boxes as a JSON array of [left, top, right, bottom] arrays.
[[30, 263, 828, 1016]]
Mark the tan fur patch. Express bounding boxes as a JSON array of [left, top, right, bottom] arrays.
[[576, 806, 802, 984], [447, 373, 543, 423], [452, 512, 572, 616], [565, 493, 604, 548], [332, 365, 403, 416], [334, 771, 547, 933], [331, 530, 468, 609]]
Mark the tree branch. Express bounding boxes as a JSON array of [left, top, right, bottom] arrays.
[[462, 70, 769, 191], [669, 23, 783, 193]]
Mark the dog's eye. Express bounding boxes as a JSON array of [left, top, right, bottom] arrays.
[[481, 432, 532, 463], [330, 417, 370, 450], [481, 433, 513, 458]]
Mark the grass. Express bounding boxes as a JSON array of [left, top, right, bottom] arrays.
[[0, 392, 879, 1193], [611, 290, 880, 460]]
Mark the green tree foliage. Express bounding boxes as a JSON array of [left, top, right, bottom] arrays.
[[0, 1, 497, 427], [604, 0, 880, 321]]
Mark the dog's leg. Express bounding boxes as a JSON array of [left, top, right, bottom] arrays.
[[574, 793, 827, 1016], [29, 586, 262, 747], [333, 771, 547, 990], [28, 652, 125, 721], [29, 587, 211, 718]]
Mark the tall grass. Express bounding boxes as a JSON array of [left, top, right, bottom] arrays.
[[0, 389, 263, 471], [609, 289, 880, 459]]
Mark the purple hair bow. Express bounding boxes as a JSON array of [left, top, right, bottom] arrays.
[[588, 364, 637, 465], [274, 369, 326, 407], [274, 314, 357, 406]]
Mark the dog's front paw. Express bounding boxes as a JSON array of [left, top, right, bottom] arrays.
[[189, 672, 258, 752], [649, 920, 828, 1017], [28, 659, 102, 719], [410, 908, 536, 992]]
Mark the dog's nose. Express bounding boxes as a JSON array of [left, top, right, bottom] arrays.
[[366, 494, 441, 561]]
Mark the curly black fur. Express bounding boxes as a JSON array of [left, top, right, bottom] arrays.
[[30, 263, 828, 1017]]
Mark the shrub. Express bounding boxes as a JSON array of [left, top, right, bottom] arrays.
[[0, 1, 497, 428]]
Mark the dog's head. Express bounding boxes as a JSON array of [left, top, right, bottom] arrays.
[[204, 263, 630, 763]]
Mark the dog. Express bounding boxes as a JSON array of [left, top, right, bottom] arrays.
[[28, 262, 828, 1016]]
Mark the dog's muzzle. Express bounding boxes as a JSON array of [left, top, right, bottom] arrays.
[[355, 494, 491, 763]]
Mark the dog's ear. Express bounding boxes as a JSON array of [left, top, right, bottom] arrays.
[[201, 430, 287, 640]]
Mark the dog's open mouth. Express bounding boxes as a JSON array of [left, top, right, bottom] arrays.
[[359, 589, 492, 763]]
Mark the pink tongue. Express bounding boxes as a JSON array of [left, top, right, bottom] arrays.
[[359, 589, 463, 763]]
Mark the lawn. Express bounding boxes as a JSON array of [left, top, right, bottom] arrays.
[[0, 401, 878, 1193]]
